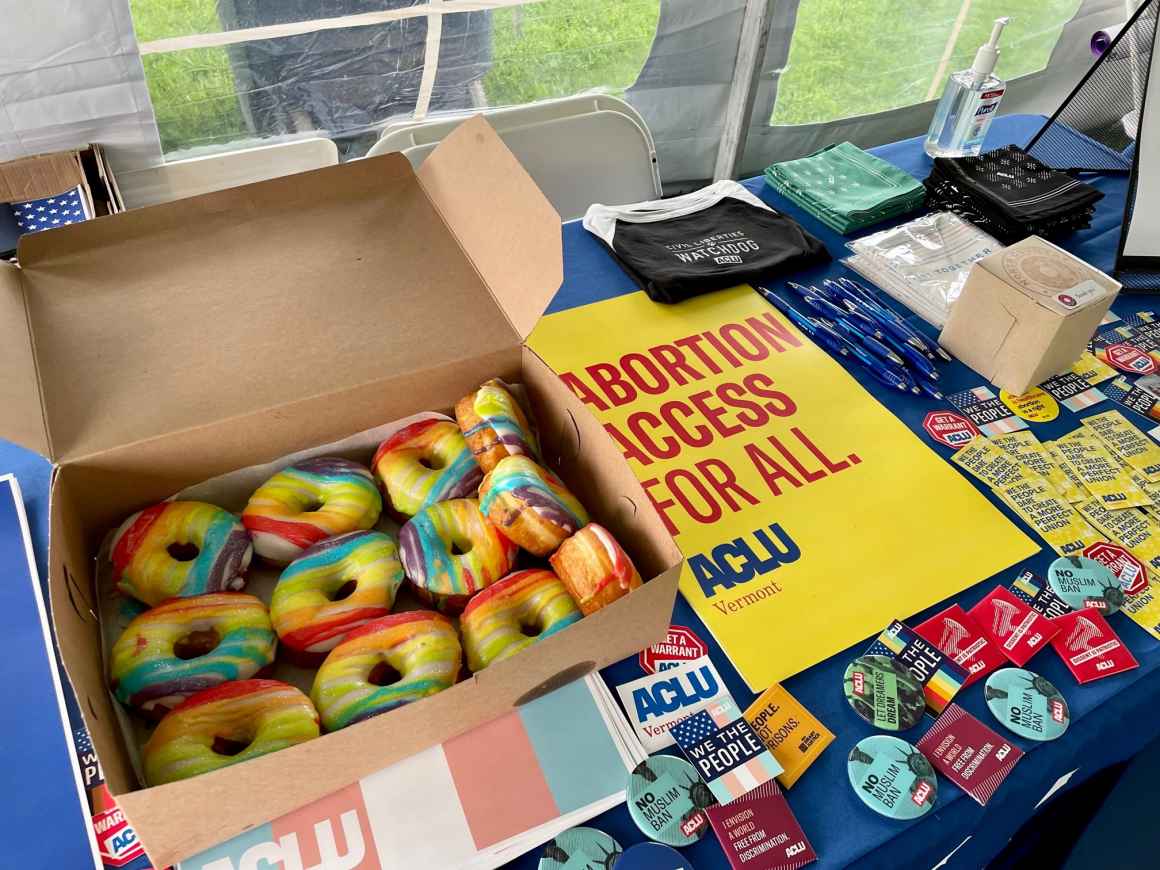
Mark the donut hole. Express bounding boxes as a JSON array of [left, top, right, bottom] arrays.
[[368, 661, 402, 687], [330, 579, 358, 601], [211, 735, 251, 757], [449, 539, 473, 557], [301, 499, 324, 514], [520, 622, 542, 640], [173, 628, 221, 660], [167, 541, 200, 562], [419, 455, 447, 471]]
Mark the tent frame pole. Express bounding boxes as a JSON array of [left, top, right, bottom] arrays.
[[714, 0, 775, 180]]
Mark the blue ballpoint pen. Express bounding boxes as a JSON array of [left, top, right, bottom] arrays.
[[753, 287, 850, 357], [836, 276, 953, 361], [879, 329, 941, 381], [844, 340, 920, 394], [825, 277, 939, 362], [823, 278, 934, 359], [916, 378, 945, 400], [831, 317, 907, 367], [785, 281, 887, 340]]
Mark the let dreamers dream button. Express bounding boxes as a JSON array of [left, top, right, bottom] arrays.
[[984, 668, 1070, 741], [846, 735, 937, 820], [843, 654, 925, 731], [1048, 555, 1126, 615], [538, 827, 622, 870], [627, 755, 713, 846]]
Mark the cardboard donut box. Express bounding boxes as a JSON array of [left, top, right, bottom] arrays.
[[0, 117, 683, 867]]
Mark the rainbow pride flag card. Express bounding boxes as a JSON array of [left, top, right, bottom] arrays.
[[866, 619, 968, 714]]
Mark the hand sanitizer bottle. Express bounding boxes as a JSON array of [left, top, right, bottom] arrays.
[[924, 18, 1010, 158]]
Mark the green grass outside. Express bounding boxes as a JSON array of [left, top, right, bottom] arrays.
[[131, 0, 1080, 155]]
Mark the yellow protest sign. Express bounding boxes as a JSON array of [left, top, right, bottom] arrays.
[[529, 287, 1038, 688]]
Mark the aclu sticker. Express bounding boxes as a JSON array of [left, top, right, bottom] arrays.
[[616, 656, 732, 752]]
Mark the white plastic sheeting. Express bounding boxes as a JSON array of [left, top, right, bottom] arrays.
[[0, 1, 161, 170]]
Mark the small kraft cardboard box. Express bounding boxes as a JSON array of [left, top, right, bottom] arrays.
[[0, 117, 682, 867], [939, 236, 1120, 394]]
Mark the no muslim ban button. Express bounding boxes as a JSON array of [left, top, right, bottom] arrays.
[[847, 735, 937, 821], [627, 755, 714, 847]]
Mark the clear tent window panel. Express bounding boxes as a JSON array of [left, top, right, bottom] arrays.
[[770, 0, 1084, 127]]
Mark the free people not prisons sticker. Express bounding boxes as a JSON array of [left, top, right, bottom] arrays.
[[842, 655, 925, 731], [984, 668, 1070, 741], [846, 735, 937, 821]]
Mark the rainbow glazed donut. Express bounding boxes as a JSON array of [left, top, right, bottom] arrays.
[[110, 501, 252, 607], [479, 455, 589, 556], [461, 569, 582, 672], [455, 378, 541, 473], [399, 498, 518, 612], [110, 593, 277, 718], [270, 531, 405, 663], [372, 418, 483, 519], [549, 524, 643, 615], [242, 458, 382, 565], [311, 611, 461, 731], [143, 679, 319, 786]]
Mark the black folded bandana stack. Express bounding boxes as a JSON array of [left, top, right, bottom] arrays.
[[923, 145, 1103, 244], [583, 180, 830, 304]]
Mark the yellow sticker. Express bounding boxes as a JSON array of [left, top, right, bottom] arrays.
[[1071, 351, 1118, 385], [998, 478, 1104, 556], [743, 682, 834, 788], [991, 431, 1072, 501], [999, 387, 1060, 423], [1043, 441, 1090, 503], [1074, 499, 1160, 574], [951, 438, 1041, 490], [1122, 578, 1160, 641], [1053, 429, 1154, 509], [1081, 410, 1160, 482]]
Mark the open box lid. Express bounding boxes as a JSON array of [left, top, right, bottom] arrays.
[[0, 117, 562, 463]]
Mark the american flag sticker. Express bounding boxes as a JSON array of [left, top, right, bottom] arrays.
[[10, 184, 92, 234], [671, 698, 784, 804], [947, 386, 1029, 436]]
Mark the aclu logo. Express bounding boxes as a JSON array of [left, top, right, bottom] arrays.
[[713, 254, 743, 265], [200, 810, 366, 870], [632, 662, 720, 722]]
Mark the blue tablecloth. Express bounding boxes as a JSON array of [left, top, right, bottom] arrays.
[[3, 114, 1153, 870]]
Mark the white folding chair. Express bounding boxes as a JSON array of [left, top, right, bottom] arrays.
[[367, 95, 661, 220], [115, 138, 340, 208]]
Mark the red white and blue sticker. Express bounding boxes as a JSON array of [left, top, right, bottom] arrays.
[[671, 697, 783, 804], [1037, 371, 1107, 413], [946, 387, 1028, 436]]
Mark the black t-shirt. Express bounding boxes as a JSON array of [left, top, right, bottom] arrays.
[[585, 184, 831, 304]]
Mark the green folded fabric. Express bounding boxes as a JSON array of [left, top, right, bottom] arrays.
[[764, 142, 925, 235]]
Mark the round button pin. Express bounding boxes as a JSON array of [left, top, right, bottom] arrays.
[[627, 755, 713, 846], [843, 654, 925, 731], [984, 667, 1070, 741], [538, 826, 621, 870], [614, 842, 696, 870], [846, 734, 937, 820], [1048, 555, 1125, 614]]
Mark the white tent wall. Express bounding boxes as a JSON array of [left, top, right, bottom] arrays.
[[0, 0, 161, 171], [735, 0, 1128, 183], [624, 0, 1130, 190]]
